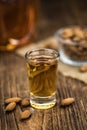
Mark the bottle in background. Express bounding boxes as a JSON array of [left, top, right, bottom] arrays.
[[0, 0, 39, 51]]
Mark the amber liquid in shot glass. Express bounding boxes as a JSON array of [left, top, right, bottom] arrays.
[[25, 49, 59, 109]]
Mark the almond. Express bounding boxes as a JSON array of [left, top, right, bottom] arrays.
[[20, 110, 31, 120], [61, 98, 75, 106], [5, 97, 21, 104], [61, 28, 73, 38], [21, 98, 30, 107], [79, 65, 87, 72], [74, 28, 84, 39], [5, 102, 16, 111]]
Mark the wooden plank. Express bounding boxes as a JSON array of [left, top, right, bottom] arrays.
[[0, 80, 8, 130]]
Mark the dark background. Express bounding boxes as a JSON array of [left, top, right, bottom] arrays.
[[39, 0, 87, 39]]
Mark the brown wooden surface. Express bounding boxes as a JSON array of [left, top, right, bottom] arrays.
[[0, 0, 87, 129], [0, 52, 87, 130]]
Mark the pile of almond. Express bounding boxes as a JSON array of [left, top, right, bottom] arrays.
[[61, 27, 87, 44], [4, 97, 31, 120], [59, 26, 87, 62]]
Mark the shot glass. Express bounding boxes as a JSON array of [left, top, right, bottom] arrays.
[[25, 48, 59, 109]]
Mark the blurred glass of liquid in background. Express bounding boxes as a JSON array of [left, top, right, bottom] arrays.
[[0, 0, 39, 51]]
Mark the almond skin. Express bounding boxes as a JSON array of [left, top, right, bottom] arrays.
[[61, 98, 75, 106], [20, 110, 31, 120], [21, 98, 30, 107], [5, 97, 21, 104], [5, 102, 16, 111]]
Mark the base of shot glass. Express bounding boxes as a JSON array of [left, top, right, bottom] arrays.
[[30, 94, 56, 109]]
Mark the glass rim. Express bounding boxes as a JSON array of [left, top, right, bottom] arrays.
[[25, 48, 59, 60]]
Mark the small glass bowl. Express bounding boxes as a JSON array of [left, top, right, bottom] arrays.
[[55, 26, 87, 66]]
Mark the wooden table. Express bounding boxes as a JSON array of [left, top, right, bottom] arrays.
[[0, 0, 87, 129], [0, 52, 87, 130]]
